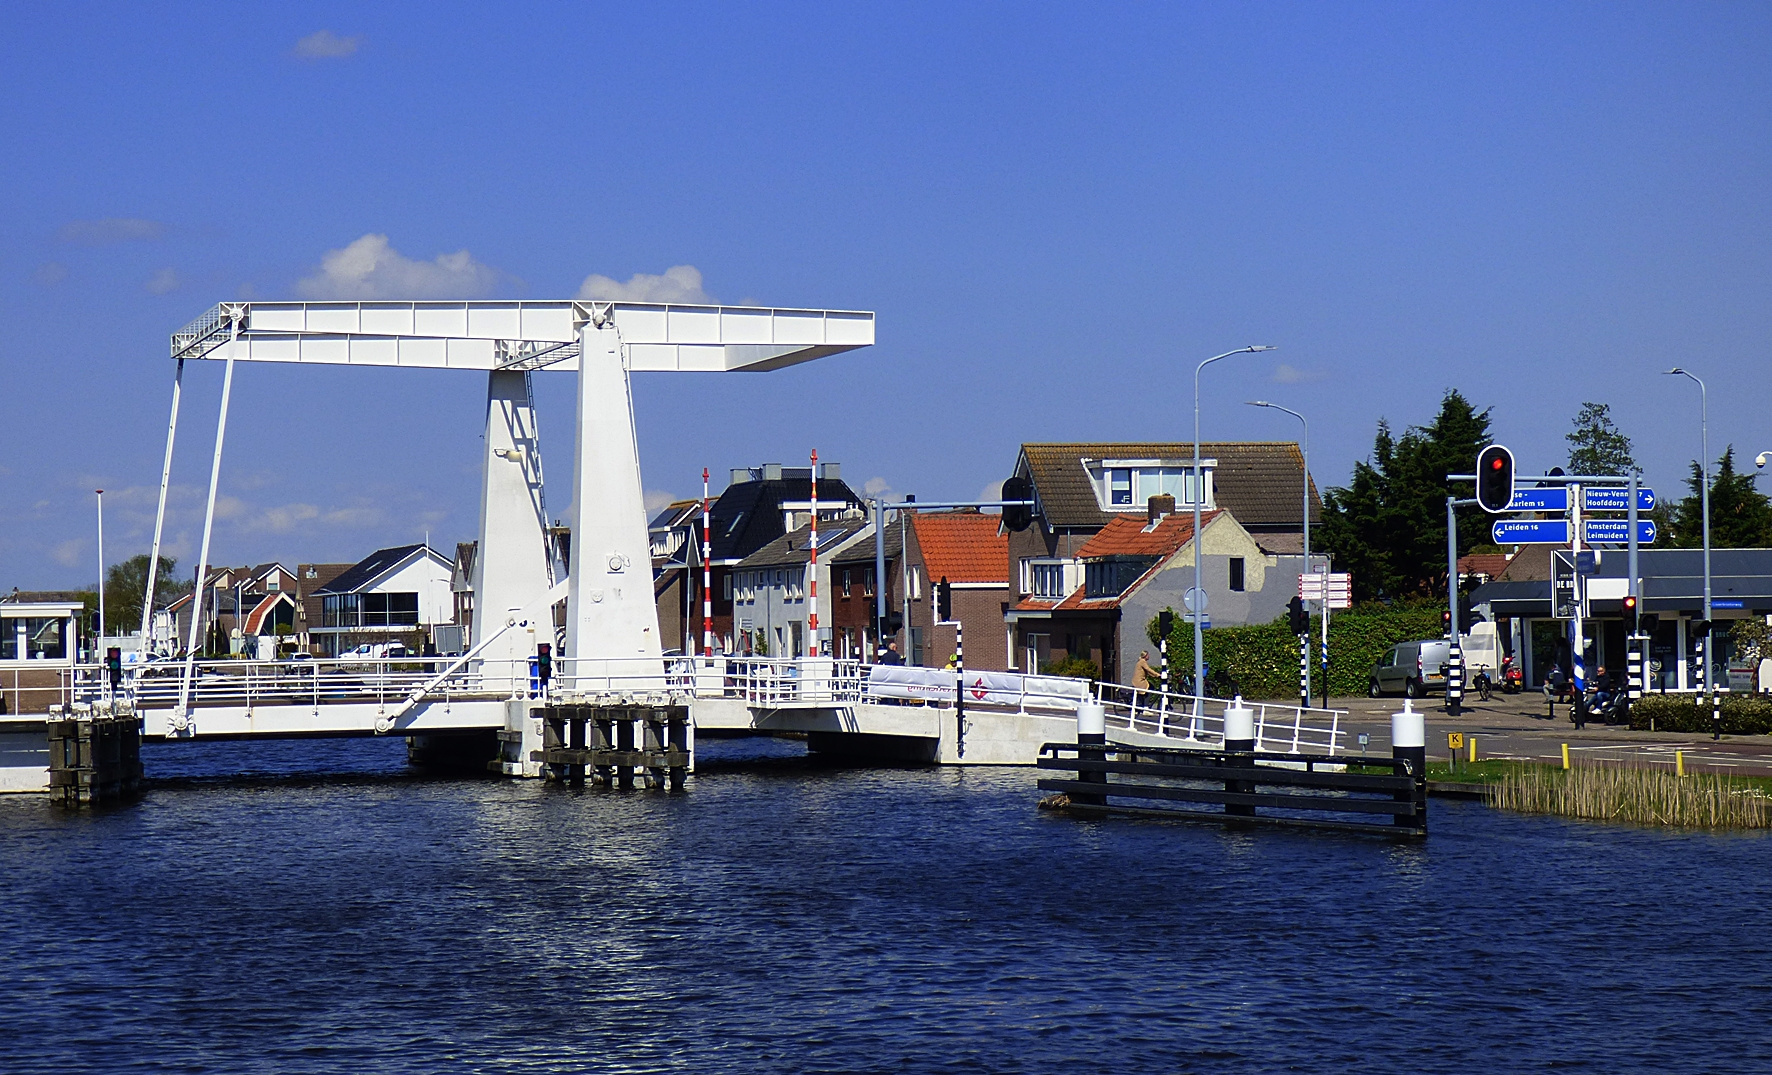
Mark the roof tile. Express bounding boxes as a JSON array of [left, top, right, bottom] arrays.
[[909, 511, 1009, 584]]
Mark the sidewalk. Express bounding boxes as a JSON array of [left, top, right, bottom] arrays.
[[1324, 693, 1772, 778]]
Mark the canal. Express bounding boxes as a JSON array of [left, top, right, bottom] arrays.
[[2, 737, 1767, 1072]]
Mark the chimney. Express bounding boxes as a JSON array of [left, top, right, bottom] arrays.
[[762, 463, 783, 481], [1148, 494, 1176, 523]]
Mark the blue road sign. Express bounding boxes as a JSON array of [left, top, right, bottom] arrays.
[[1581, 486, 1655, 512], [1505, 487, 1568, 512], [1493, 518, 1570, 544], [1713, 599, 1744, 610], [1581, 519, 1657, 544]]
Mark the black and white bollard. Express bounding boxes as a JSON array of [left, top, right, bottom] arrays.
[[1392, 698, 1426, 830], [1223, 695, 1255, 817], [1298, 632, 1310, 710], [1446, 643, 1464, 716], [1075, 698, 1106, 805]]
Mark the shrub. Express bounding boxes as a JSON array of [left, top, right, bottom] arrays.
[[1629, 693, 1772, 735], [1042, 656, 1101, 681], [1151, 605, 1447, 700]]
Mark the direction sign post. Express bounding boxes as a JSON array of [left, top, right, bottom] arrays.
[[1505, 487, 1568, 513], [1583, 487, 1656, 512], [1582, 519, 1657, 545], [1493, 518, 1571, 544]]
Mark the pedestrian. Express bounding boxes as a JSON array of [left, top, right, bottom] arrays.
[[879, 640, 903, 666], [1133, 650, 1160, 692]]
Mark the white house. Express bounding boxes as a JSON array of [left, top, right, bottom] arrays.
[[309, 544, 455, 656]]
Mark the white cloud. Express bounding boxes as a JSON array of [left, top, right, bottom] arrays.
[[863, 476, 893, 497], [644, 489, 681, 514], [33, 262, 68, 285], [295, 234, 508, 300], [1269, 363, 1328, 384], [294, 30, 361, 60], [58, 218, 166, 244], [576, 265, 712, 304], [145, 267, 181, 295], [52, 538, 86, 568]]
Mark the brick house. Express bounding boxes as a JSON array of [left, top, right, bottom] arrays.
[[730, 520, 872, 657], [1003, 442, 1321, 677], [659, 462, 865, 653], [827, 522, 904, 662], [899, 510, 1011, 670]]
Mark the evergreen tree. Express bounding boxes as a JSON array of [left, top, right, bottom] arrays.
[[1322, 390, 1494, 600], [1659, 447, 1772, 549], [1565, 402, 1639, 477]]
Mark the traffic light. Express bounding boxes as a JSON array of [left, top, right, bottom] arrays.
[[1000, 476, 1033, 532], [105, 646, 122, 689], [1442, 609, 1453, 635], [536, 642, 552, 686], [1459, 608, 1478, 633], [936, 577, 953, 623], [1475, 444, 1515, 513], [1288, 596, 1308, 635], [1621, 595, 1639, 635], [1158, 609, 1174, 641], [1639, 613, 1660, 638]]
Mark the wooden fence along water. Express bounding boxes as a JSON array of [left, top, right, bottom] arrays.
[[1036, 742, 1427, 836]]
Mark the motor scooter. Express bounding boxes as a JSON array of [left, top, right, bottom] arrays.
[[1501, 655, 1524, 694]]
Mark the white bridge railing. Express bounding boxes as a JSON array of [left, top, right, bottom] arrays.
[[62, 657, 1340, 752]]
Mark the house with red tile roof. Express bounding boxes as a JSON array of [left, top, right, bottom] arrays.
[[900, 510, 1012, 669], [1011, 498, 1310, 684]]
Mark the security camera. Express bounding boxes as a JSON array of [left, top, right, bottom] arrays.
[[1758, 451, 1770, 469]]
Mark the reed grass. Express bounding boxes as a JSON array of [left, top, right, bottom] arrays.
[[1487, 764, 1772, 829]]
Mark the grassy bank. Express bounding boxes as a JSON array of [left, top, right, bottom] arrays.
[[1428, 759, 1772, 828]]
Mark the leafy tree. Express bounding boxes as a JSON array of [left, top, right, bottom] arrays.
[[1565, 402, 1639, 478], [100, 554, 190, 634], [1656, 447, 1772, 549], [1321, 390, 1493, 600]]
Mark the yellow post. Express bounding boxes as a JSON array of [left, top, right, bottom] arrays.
[[1561, 743, 1570, 770], [1468, 736, 1477, 764], [1676, 750, 1685, 778]]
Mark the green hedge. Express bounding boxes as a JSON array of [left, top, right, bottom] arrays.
[[1151, 606, 1447, 700], [1629, 693, 1772, 735]]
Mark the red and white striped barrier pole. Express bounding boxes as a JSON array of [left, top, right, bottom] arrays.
[[701, 467, 714, 657], [808, 449, 820, 657]]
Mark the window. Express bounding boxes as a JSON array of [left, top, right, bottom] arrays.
[[1228, 557, 1245, 592], [1109, 469, 1133, 506], [911, 566, 923, 600], [841, 569, 851, 598], [1085, 557, 1155, 598], [363, 592, 420, 626], [723, 574, 732, 601], [863, 568, 875, 598], [1025, 560, 1068, 599]]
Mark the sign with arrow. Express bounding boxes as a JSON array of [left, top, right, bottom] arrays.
[[1505, 487, 1568, 512], [1582, 519, 1657, 544], [1582, 487, 1655, 512], [1493, 519, 1571, 544]]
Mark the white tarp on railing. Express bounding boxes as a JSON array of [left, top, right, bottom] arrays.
[[864, 666, 1091, 710]]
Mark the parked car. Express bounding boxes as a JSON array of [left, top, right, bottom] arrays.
[[1368, 639, 1451, 698]]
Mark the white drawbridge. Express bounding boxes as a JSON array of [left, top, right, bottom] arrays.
[[140, 298, 873, 774]]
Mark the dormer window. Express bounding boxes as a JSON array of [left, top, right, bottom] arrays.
[[1089, 460, 1213, 512]]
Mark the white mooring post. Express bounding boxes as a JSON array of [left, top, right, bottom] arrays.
[[1075, 698, 1106, 804], [1392, 697, 1427, 830], [1223, 695, 1254, 753]]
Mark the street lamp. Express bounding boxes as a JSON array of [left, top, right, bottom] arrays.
[[1664, 367, 1713, 707], [95, 489, 106, 653], [1191, 345, 1275, 707], [1247, 400, 1311, 697]]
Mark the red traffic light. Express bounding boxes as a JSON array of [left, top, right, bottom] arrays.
[[1475, 444, 1516, 513]]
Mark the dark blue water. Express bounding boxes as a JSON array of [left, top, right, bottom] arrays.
[[3, 737, 1768, 1073]]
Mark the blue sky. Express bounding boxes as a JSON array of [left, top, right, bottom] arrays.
[[4, 2, 1770, 588]]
